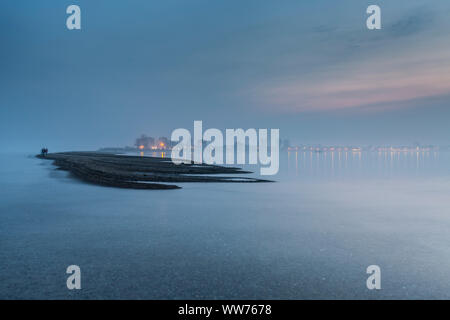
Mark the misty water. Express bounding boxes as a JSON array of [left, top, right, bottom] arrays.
[[1, 150, 450, 299]]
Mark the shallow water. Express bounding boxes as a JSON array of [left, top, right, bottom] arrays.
[[1, 151, 450, 299]]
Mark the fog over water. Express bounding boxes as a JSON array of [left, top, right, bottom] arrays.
[[2, 0, 450, 300], [1, 151, 450, 299]]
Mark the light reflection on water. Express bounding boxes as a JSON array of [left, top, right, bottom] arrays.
[[284, 150, 446, 180], [137, 151, 166, 158], [128, 149, 448, 180]]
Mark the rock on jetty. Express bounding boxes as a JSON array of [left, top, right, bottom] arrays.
[[36, 152, 272, 190]]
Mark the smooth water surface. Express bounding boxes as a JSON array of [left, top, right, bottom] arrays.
[[1, 151, 450, 299]]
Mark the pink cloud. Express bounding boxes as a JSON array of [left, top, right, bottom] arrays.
[[255, 52, 450, 113]]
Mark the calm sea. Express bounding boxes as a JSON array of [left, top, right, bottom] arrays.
[[1, 150, 450, 299]]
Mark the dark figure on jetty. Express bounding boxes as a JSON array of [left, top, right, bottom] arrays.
[[41, 148, 48, 156]]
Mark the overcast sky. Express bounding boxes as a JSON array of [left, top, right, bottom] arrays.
[[1, 0, 450, 151]]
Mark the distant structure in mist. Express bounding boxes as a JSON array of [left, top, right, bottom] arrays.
[[135, 134, 171, 150]]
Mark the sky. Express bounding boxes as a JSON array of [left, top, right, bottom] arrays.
[[1, 0, 450, 151]]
